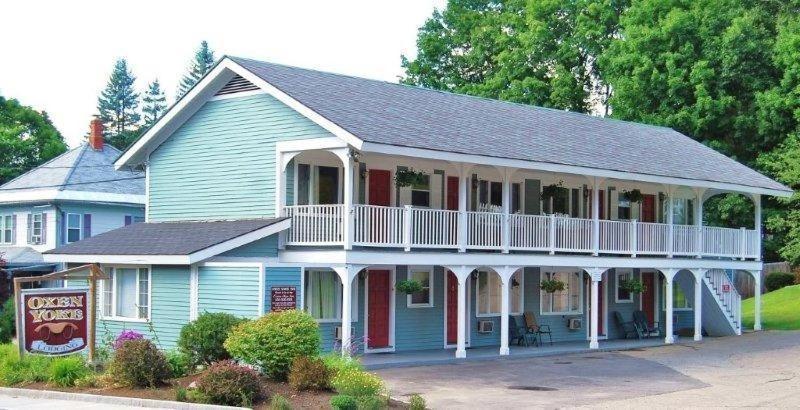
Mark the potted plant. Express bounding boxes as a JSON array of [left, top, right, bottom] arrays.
[[541, 181, 565, 202], [394, 168, 428, 188], [620, 189, 644, 203], [619, 277, 646, 294], [396, 279, 424, 294], [540, 279, 566, 293]]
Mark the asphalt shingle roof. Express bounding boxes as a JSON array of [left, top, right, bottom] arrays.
[[44, 218, 287, 256], [229, 56, 790, 194], [0, 143, 144, 196]]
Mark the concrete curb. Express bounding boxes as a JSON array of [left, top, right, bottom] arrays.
[[0, 386, 245, 410]]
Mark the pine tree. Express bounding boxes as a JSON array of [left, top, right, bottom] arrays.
[[177, 41, 216, 99], [97, 58, 140, 138], [142, 79, 167, 128]]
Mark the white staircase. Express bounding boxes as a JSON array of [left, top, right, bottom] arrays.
[[703, 269, 742, 335]]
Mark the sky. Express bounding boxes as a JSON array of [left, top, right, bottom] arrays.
[[0, 0, 446, 148]]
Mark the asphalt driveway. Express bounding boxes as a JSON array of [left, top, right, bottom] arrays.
[[376, 331, 800, 408]]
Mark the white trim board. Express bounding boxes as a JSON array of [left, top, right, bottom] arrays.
[[43, 219, 291, 265], [0, 190, 146, 205]]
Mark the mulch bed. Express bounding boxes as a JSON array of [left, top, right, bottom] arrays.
[[22, 374, 407, 409]]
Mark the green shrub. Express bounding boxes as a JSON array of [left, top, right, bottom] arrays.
[[0, 344, 52, 386], [356, 395, 388, 410], [322, 352, 362, 377], [74, 373, 99, 388], [195, 360, 261, 407], [224, 310, 320, 380], [330, 394, 358, 410], [0, 299, 16, 344], [175, 387, 188, 402], [288, 356, 331, 391], [48, 355, 88, 387], [330, 367, 384, 397], [270, 393, 292, 410], [166, 350, 190, 378], [765, 272, 795, 292], [409, 393, 427, 410], [108, 339, 171, 387], [178, 312, 245, 367]]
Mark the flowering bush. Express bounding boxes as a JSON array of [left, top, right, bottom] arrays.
[[195, 360, 261, 406], [330, 367, 384, 397], [108, 339, 171, 387], [113, 330, 144, 350]]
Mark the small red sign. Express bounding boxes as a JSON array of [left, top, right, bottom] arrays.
[[722, 284, 731, 293], [270, 286, 297, 312], [20, 288, 89, 355]]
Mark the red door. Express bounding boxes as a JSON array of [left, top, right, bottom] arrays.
[[447, 271, 457, 344], [642, 272, 656, 325], [368, 270, 391, 348], [642, 195, 656, 223], [446, 176, 459, 211], [368, 170, 391, 206]]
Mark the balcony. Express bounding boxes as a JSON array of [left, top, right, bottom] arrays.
[[283, 204, 760, 259]]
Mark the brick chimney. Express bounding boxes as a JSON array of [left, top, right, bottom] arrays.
[[88, 118, 104, 150]]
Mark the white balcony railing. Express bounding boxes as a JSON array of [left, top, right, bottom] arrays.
[[283, 204, 760, 259]]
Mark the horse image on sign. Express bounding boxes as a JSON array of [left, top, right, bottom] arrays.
[[20, 288, 89, 355]]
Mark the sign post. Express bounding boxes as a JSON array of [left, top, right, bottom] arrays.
[[13, 264, 107, 361]]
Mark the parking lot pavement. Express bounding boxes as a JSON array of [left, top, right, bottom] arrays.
[[376, 331, 800, 409]]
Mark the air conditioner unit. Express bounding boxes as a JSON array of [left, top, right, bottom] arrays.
[[477, 320, 494, 333], [334, 326, 356, 341], [568, 318, 582, 330]]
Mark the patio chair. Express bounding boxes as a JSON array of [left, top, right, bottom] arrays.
[[614, 311, 638, 339], [510, 316, 536, 347], [633, 310, 659, 338], [523, 311, 553, 346]]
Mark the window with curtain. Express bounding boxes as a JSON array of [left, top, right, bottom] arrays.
[[0, 215, 12, 244], [304, 270, 358, 321], [540, 270, 582, 314], [411, 175, 430, 207], [67, 213, 81, 243], [476, 270, 523, 316], [102, 267, 150, 320], [31, 213, 43, 244], [408, 267, 432, 307]]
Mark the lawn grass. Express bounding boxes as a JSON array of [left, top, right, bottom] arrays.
[[742, 284, 800, 330]]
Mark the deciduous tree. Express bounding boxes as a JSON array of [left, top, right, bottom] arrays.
[[0, 96, 67, 184]]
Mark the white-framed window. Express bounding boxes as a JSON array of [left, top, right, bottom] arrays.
[[303, 270, 358, 322], [411, 174, 430, 207], [0, 215, 12, 244], [540, 269, 582, 315], [618, 196, 632, 220], [663, 282, 691, 310], [407, 266, 433, 308], [66, 213, 82, 243], [476, 270, 523, 317], [101, 267, 150, 321], [31, 213, 43, 244], [615, 269, 634, 303]]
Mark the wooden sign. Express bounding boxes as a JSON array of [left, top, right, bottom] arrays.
[[270, 286, 297, 312], [20, 288, 89, 355]]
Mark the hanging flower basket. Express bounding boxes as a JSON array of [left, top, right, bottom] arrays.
[[541, 181, 565, 202], [620, 189, 644, 203], [396, 279, 424, 294], [540, 279, 566, 293], [394, 168, 428, 188], [619, 278, 646, 294]]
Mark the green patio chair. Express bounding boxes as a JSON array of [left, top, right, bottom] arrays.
[[510, 316, 536, 347], [633, 310, 659, 338], [614, 311, 638, 339]]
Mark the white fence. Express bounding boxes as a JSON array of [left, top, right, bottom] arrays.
[[284, 205, 759, 259]]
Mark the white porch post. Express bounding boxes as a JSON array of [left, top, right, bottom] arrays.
[[500, 168, 512, 254], [456, 164, 472, 253], [753, 194, 762, 260], [691, 268, 706, 341], [275, 151, 286, 218], [333, 265, 362, 356], [694, 188, 705, 258], [751, 269, 762, 330], [331, 148, 355, 250], [496, 266, 519, 356], [591, 178, 603, 256], [666, 187, 674, 258], [662, 268, 677, 344], [447, 265, 474, 358], [586, 268, 605, 349]]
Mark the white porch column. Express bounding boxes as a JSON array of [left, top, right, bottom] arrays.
[[591, 178, 603, 256], [446, 265, 475, 358], [751, 269, 762, 330], [666, 187, 675, 258], [691, 268, 706, 341], [586, 268, 606, 349], [499, 168, 513, 254], [753, 194, 762, 261], [496, 266, 520, 356], [332, 265, 363, 356], [456, 164, 472, 253], [662, 268, 677, 344], [331, 148, 355, 250], [694, 188, 706, 258]]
